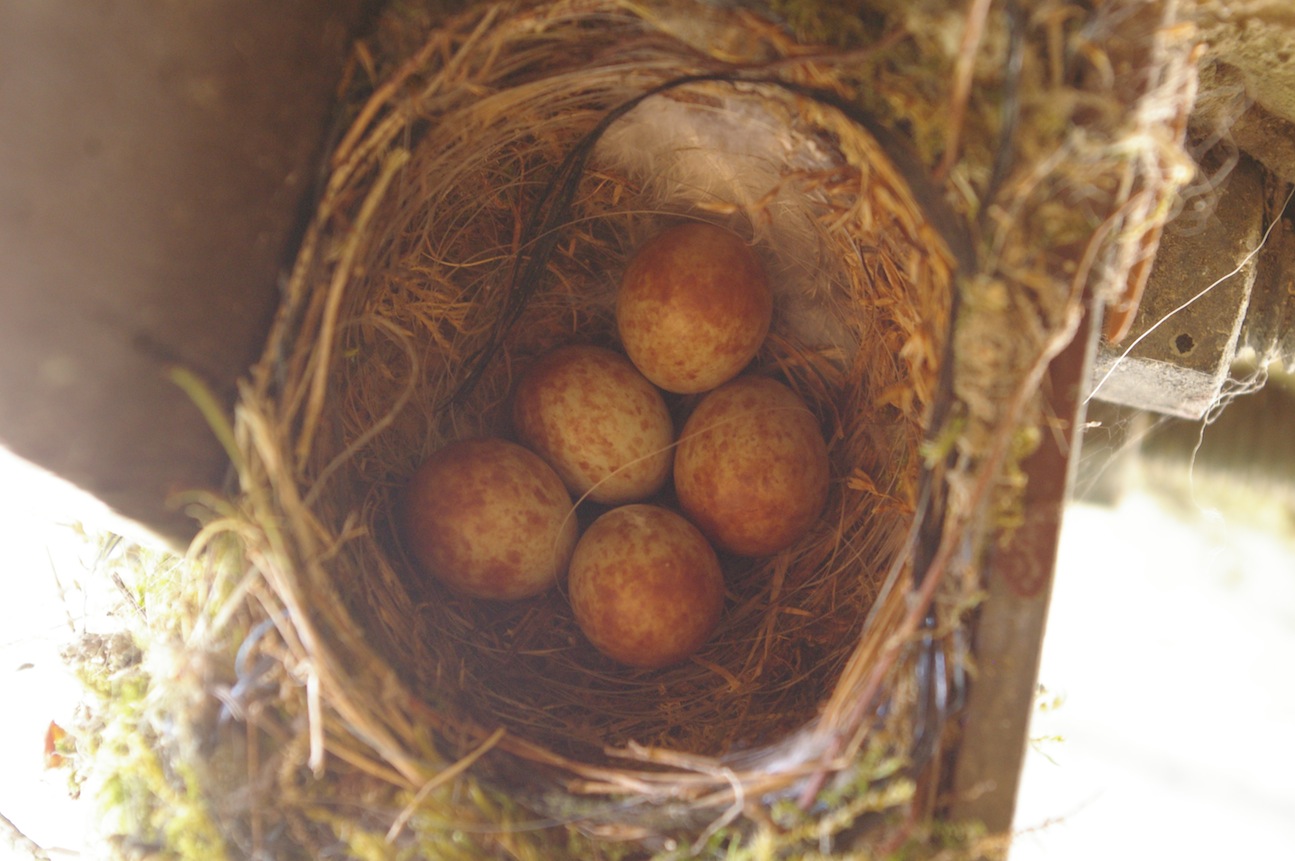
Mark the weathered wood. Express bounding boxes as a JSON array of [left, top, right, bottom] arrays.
[[0, 1, 375, 545], [943, 300, 1099, 839]]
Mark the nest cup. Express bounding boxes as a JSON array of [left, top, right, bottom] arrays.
[[244, 0, 964, 842]]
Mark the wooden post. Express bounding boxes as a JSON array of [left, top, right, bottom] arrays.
[[0, 1, 375, 545], [942, 299, 1099, 838]]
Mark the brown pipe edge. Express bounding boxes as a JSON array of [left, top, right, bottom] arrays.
[[0, 1, 378, 548]]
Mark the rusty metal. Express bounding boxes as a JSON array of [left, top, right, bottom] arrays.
[[1089, 158, 1266, 419]]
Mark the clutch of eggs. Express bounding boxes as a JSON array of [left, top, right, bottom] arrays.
[[399, 221, 832, 670]]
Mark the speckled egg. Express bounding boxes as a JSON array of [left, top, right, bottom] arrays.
[[674, 376, 829, 556], [616, 223, 773, 394], [568, 504, 724, 669], [512, 345, 674, 504], [401, 438, 577, 600]]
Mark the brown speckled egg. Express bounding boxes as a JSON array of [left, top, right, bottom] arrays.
[[512, 345, 673, 504], [674, 376, 829, 556], [401, 438, 577, 600], [568, 504, 724, 669], [616, 223, 772, 394]]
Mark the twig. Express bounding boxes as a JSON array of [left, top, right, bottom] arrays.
[[0, 810, 52, 861], [936, 0, 994, 183], [385, 728, 506, 843]]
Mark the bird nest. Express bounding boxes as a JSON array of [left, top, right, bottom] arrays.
[[192, 0, 1198, 856]]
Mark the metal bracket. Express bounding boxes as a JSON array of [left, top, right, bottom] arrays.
[[1090, 158, 1270, 419]]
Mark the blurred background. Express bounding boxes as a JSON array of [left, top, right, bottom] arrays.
[[1014, 368, 1295, 860]]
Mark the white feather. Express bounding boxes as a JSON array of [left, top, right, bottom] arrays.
[[592, 87, 861, 353]]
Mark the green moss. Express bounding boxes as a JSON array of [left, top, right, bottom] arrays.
[[642, 741, 919, 860], [768, 0, 885, 49], [920, 409, 968, 467], [886, 817, 998, 861], [84, 658, 231, 860], [993, 425, 1043, 537]]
